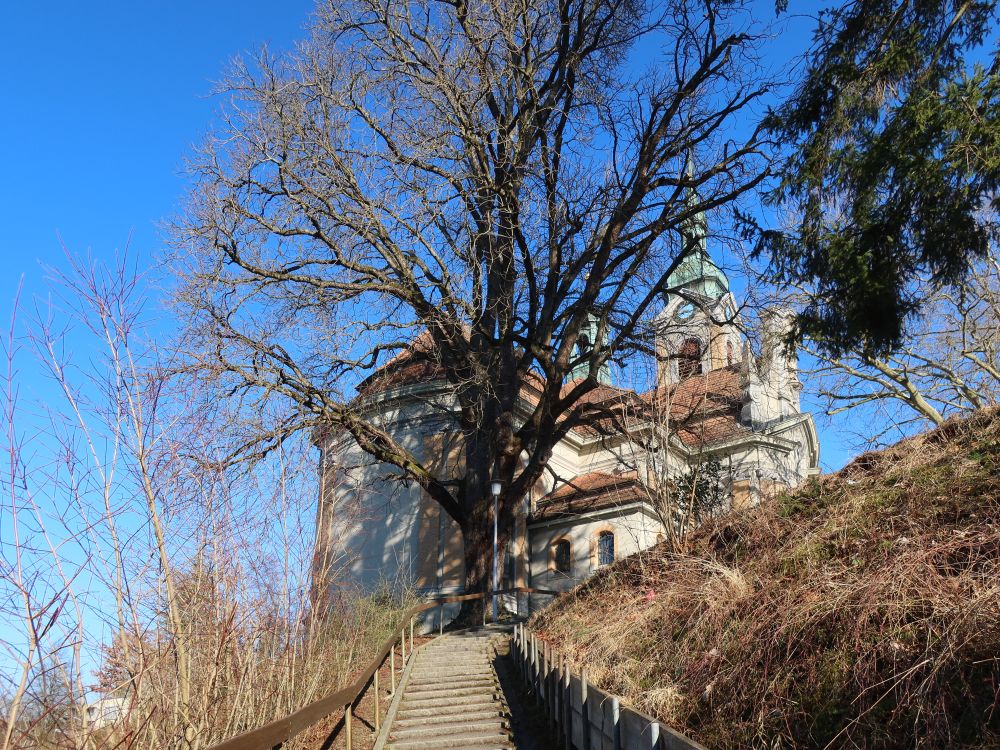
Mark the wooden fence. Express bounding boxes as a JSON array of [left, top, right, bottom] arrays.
[[205, 587, 557, 750], [513, 623, 708, 750]]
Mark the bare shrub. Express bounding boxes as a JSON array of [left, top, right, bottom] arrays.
[[0, 252, 415, 750]]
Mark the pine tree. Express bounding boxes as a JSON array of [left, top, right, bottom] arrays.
[[759, 0, 1000, 356]]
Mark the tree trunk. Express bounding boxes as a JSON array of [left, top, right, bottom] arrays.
[[454, 498, 494, 624]]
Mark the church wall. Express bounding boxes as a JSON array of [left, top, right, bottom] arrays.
[[528, 507, 663, 594], [318, 391, 466, 598], [702, 418, 818, 511]]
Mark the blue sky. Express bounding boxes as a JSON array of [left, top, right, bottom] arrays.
[[0, 0, 855, 472], [0, 1, 313, 285]]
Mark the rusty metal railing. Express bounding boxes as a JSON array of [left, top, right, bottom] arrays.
[[206, 587, 559, 750]]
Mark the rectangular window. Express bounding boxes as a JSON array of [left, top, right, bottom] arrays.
[[597, 531, 615, 567], [554, 540, 571, 574]]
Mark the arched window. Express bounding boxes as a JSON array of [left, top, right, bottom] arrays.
[[677, 338, 703, 380], [726, 340, 734, 366], [597, 531, 615, 567], [553, 539, 572, 574]]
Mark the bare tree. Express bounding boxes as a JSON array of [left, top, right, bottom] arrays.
[[0, 285, 91, 750], [172, 0, 771, 612], [0, 252, 412, 750], [805, 245, 1000, 446]]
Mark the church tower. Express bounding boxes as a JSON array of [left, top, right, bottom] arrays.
[[568, 313, 613, 384], [654, 188, 741, 389]]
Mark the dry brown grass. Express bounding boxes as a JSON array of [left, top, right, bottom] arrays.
[[532, 408, 1000, 749]]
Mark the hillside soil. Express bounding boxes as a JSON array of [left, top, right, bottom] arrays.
[[532, 408, 1000, 749]]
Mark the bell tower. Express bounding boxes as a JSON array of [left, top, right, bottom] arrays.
[[654, 177, 741, 388], [568, 313, 613, 384]]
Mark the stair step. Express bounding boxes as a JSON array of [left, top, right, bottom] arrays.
[[391, 718, 508, 739], [398, 696, 501, 712], [417, 655, 490, 663], [397, 709, 502, 722], [394, 708, 506, 726], [401, 694, 499, 710], [388, 733, 513, 750], [404, 679, 497, 691], [410, 665, 495, 674], [402, 686, 499, 701], [409, 671, 494, 681]]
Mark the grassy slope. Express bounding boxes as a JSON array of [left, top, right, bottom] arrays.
[[532, 409, 1000, 749]]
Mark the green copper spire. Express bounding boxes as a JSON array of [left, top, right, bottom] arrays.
[[667, 156, 729, 299], [568, 314, 613, 384]]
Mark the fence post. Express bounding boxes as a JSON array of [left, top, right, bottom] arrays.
[[527, 633, 533, 691], [549, 643, 556, 726], [409, 616, 414, 654], [563, 655, 571, 750], [345, 703, 353, 750], [611, 696, 621, 750], [551, 645, 558, 731], [374, 668, 381, 735], [540, 640, 547, 708], [531, 633, 542, 704], [482, 594, 487, 626], [526, 629, 531, 683], [650, 720, 660, 750], [532, 635, 539, 697], [557, 653, 565, 748], [547, 643, 556, 730], [439, 606, 444, 636], [390, 642, 396, 694], [581, 667, 590, 750], [401, 628, 406, 663], [557, 651, 564, 740], [518, 625, 524, 681], [528, 633, 535, 695], [518, 625, 525, 680]]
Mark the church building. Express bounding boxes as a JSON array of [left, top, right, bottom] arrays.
[[313, 235, 820, 614]]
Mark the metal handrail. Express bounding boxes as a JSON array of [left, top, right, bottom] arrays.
[[206, 586, 559, 750]]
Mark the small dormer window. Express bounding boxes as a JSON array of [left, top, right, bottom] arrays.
[[677, 338, 703, 379]]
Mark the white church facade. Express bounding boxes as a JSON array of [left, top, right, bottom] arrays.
[[313, 243, 820, 611]]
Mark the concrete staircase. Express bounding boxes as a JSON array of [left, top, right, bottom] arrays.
[[380, 628, 514, 750]]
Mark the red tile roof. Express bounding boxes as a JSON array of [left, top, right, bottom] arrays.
[[356, 332, 445, 396], [676, 412, 749, 446], [532, 471, 647, 520], [648, 364, 746, 447], [356, 335, 747, 449]]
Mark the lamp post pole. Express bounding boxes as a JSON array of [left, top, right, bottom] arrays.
[[490, 480, 501, 624]]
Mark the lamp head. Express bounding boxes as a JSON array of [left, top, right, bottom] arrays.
[[490, 480, 502, 498]]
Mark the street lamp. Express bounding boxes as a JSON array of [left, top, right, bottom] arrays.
[[490, 480, 502, 624]]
